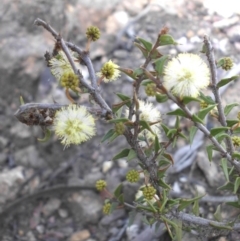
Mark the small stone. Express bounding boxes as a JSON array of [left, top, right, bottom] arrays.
[[42, 198, 61, 216], [61, 226, 74, 236], [0, 136, 8, 147], [18, 229, 24, 236], [117, 159, 128, 168], [70, 229, 90, 241], [10, 123, 31, 138], [194, 184, 206, 195], [189, 36, 202, 44], [113, 50, 128, 59], [0, 153, 7, 164], [26, 231, 37, 241], [68, 191, 102, 224], [109, 227, 119, 236], [100, 209, 125, 226], [58, 208, 68, 218], [213, 16, 239, 29], [36, 225, 45, 234], [105, 11, 129, 34], [102, 161, 113, 173], [186, 30, 195, 38], [14, 145, 44, 167]]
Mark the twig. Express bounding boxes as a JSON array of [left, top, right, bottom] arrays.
[[34, 18, 112, 115], [34, 18, 59, 39], [14, 103, 110, 126], [171, 211, 240, 230], [170, 191, 238, 203], [204, 35, 235, 155], [124, 200, 240, 231]]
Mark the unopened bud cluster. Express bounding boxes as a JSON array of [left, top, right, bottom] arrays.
[[232, 136, 240, 147], [145, 83, 156, 96], [102, 202, 111, 215], [126, 170, 140, 183], [115, 122, 125, 135], [60, 70, 79, 90], [221, 57, 234, 71], [96, 180, 107, 191], [86, 26, 101, 41], [200, 101, 208, 109], [97, 60, 120, 82], [142, 185, 156, 200]]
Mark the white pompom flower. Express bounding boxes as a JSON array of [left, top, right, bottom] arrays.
[[125, 100, 161, 142], [96, 60, 121, 83], [163, 53, 210, 98], [53, 105, 96, 148], [49, 50, 80, 82]]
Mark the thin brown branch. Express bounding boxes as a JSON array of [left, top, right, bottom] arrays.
[[203, 35, 235, 155], [34, 18, 59, 38], [34, 18, 112, 115], [171, 211, 240, 230], [14, 103, 111, 125]]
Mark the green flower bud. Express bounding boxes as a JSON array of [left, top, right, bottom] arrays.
[[145, 83, 156, 96], [102, 202, 111, 215], [126, 170, 140, 183], [232, 136, 240, 147], [96, 180, 107, 191], [60, 70, 79, 90], [200, 101, 208, 109], [86, 26, 101, 41], [218, 57, 234, 71], [142, 185, 156, 200], [115, 122, 125, 135], [97, 60, 120, 82]]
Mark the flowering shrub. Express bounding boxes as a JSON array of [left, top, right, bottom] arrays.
[[14, 18, 240, 240]]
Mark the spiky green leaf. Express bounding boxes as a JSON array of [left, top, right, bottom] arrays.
[[112, 149, 130, 161], [198, 105, 217, 120], [134, 42, 148, 58], [137, 37, 153, 51], [206, 145, 213, 162], [154, 135, 160, 154], [156, 93, 168, 103], [189, 126, 198, 145], [213, 205, 222, 222], [210, 127, 229, 136], [153, 55, 169, 75], [114, 183, 123, 198], [159, 34, 177, 46], [182, 96, 200, 105], [220, 158, 229, 182], [234, 177, 240, 194], [167, 109, 186, 117], [127, 149, 137, 161], [101, 129, 115, 143], [224, 103, 239, 116], [217, 76, 238, 88]]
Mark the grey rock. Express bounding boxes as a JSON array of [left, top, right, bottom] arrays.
[[14, 145, 45, 167], [68, 190, 102, 224]]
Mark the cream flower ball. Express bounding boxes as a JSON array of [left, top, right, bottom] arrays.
[[53, 105, 96, 148], [163, 53, 210, 98], [125, 100, 161, 141]]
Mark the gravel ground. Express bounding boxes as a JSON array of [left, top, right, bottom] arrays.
[[1, 0, 240, 240]]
